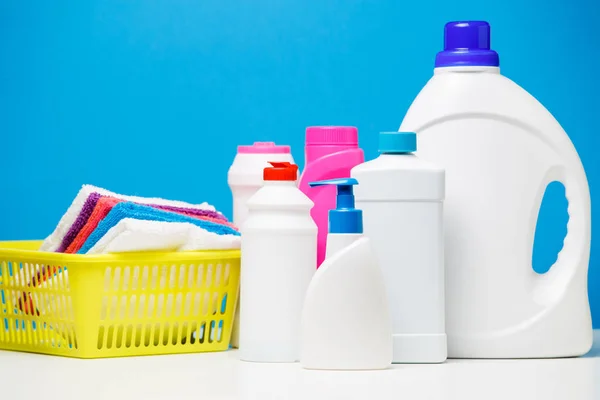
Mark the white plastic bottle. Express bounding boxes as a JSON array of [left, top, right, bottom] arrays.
[[227, 141, 294, 348], [351, 132, 446, 363], [239, 161, 317, 362], [301, 179, 391, 370], [228, 142, 295, 228], [400, 21, 592, 358]]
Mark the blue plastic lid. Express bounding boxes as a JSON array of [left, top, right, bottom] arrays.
[[379, 132, 416, 154], [309, 178, 363, 234], [435, 21, 500, 68]]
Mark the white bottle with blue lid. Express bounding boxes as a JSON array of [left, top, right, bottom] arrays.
[[351, 132, 446, 363], [400, 21, 592, 358], [300, 178, 392, 370]]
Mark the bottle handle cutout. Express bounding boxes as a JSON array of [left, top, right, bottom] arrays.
[[531, 161, 591, 305]]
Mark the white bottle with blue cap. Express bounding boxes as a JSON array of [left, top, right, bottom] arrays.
[[300, 178, 392, 370], [352, 131, 446, 363], [400, 21, 592, 358]]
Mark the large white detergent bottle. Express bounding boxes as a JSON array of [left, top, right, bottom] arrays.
[[400, 21, 592, 358]]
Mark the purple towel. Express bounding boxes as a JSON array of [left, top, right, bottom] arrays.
[[56, 192, 102, 252], [56, 193, 229, 252], [155, 205, 227, 220]]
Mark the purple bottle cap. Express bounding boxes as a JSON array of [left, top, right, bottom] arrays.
[[435, 21, 500, 68]]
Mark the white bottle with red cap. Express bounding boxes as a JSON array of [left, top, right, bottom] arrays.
[[227, 142, 294, 348], [239, 161, 317, 363]]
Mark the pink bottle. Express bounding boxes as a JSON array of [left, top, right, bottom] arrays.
[[298, 126, 365, 267]]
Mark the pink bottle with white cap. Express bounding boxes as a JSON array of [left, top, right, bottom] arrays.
[[298, 127, 364, 267], [228, 141, 295, 348]]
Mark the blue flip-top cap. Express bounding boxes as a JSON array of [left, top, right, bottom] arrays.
[[435, 21, 500, 68], [309, 178, 363, 234]]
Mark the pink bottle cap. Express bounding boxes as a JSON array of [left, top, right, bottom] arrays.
[[305, 126, 359, 146], [237, 142, 291, 154]]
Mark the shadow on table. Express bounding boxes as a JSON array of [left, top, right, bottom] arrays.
[[582, 348, 600, 358], [581, 332, 600, 358]]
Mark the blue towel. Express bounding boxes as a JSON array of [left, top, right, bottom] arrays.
[[78, 202, 240, 254]]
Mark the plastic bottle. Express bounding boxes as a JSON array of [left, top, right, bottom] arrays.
[[227, 141, 294, 348], [298, 126, 365, 268], [239, 161, 317, 362], [228, 142, 295, 226], [351, 132, 446, 363], [301, 178, 391, 370], [400, 21, 592, 358]]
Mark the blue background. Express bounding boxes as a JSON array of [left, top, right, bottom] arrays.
[[1, 1, 599, 327]]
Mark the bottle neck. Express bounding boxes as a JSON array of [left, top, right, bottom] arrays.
[[434, 66, 500, 75], [263, 180, 297, 187], [381, 152, 415, 156], [305, 144, 357, 164]]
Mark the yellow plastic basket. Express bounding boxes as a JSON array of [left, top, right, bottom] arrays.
[[0, 241, 240, 358]]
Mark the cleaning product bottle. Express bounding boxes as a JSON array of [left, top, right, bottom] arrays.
[[301, 178, 392, 370], [298, 126, 365, 268], [400, 21, 592, 358], [239, 161, 317, 363], [351, 132, 446, 363], [228, 142, 295, 226], [227, 141, 294, 348]]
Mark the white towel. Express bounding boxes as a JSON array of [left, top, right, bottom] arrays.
[[41, 185, 216, 252], [86, 218, 241, 254]]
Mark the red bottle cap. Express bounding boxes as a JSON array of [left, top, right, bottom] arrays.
[[263, 162, 298, 181]]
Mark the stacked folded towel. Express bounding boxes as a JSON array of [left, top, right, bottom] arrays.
[[42, 185, 240, 254]]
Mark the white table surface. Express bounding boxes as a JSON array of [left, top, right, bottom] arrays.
[[2, 331, 599, 400]]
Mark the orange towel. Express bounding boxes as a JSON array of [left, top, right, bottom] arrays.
[[65, 197, 121, 253]]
